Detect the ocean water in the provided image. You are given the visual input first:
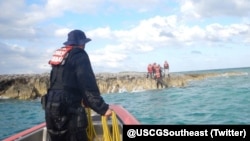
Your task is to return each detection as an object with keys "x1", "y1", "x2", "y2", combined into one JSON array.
[{"x1": 1, "y1": 67, "x2": 250, "y2": 139}]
